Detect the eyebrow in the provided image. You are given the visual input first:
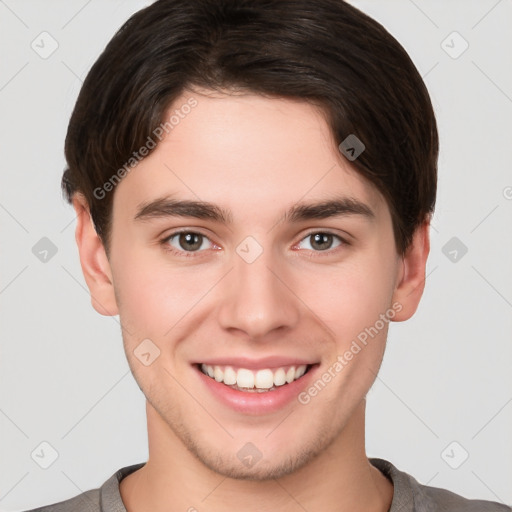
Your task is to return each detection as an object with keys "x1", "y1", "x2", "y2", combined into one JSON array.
[{"x1": 134, "y1": 194, "x2": 375, "y2": 225}]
